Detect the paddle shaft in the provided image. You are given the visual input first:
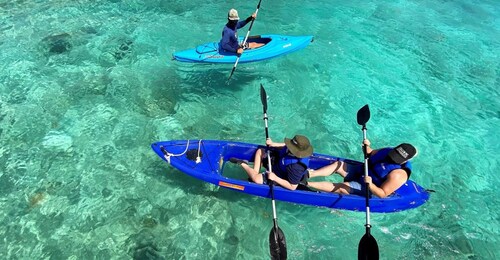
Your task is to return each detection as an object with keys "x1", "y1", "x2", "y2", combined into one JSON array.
[
  {"x1": 240, "y1": 0, "x2": 261, "y2": 54},
  {"x1": 357, "y1": 104, "x2": 379, "y2": 260},
  {"x1": 260, "y1": 84, "x2": 285, "y2": 260},
  {"x1": 262, "y1": 93, "x2": 279, "y2": 225},
  {"x1": 227, "y1": 0, "x2": 263, "y2": 82},
  {"x1": 263, "y1": 110, "x2": 278, "y2": 223},
  {"x1": 362, "y1": 126, "x2": 372, "y2": 232}
]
